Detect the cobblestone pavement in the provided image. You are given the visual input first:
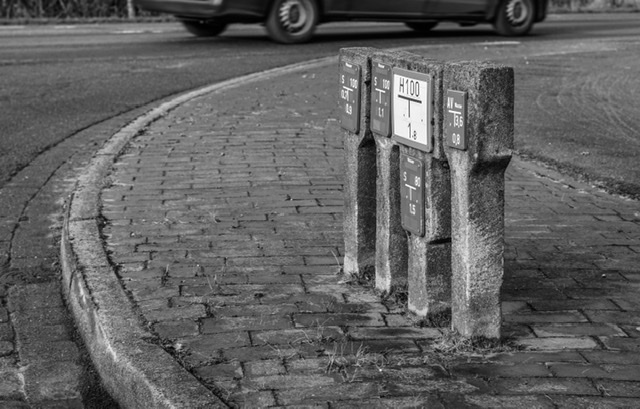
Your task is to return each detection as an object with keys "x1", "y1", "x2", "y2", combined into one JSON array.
[{"x1": 76, "y1": 54, "x2": 640, "y2": 408}]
